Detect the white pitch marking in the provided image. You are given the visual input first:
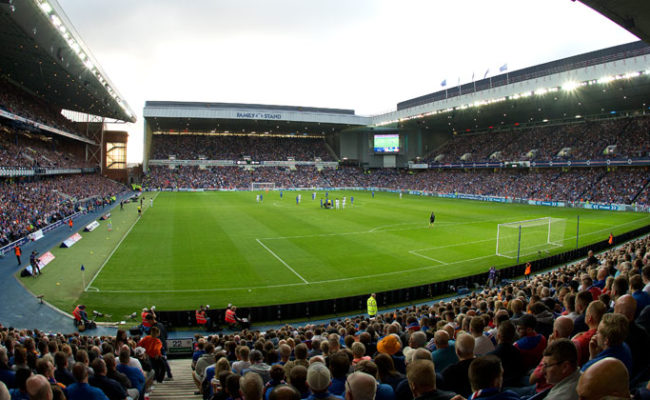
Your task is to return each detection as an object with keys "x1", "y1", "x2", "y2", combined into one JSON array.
[
  {"x1": 408, "y1": 250, "x2": 448, "y2": 264},
  {"x1": 256, "y1": 239, "x2": 309, "y2": 284},
  {"x1": 84, "y1": 192, "x2": 159, "y2": 292}
]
